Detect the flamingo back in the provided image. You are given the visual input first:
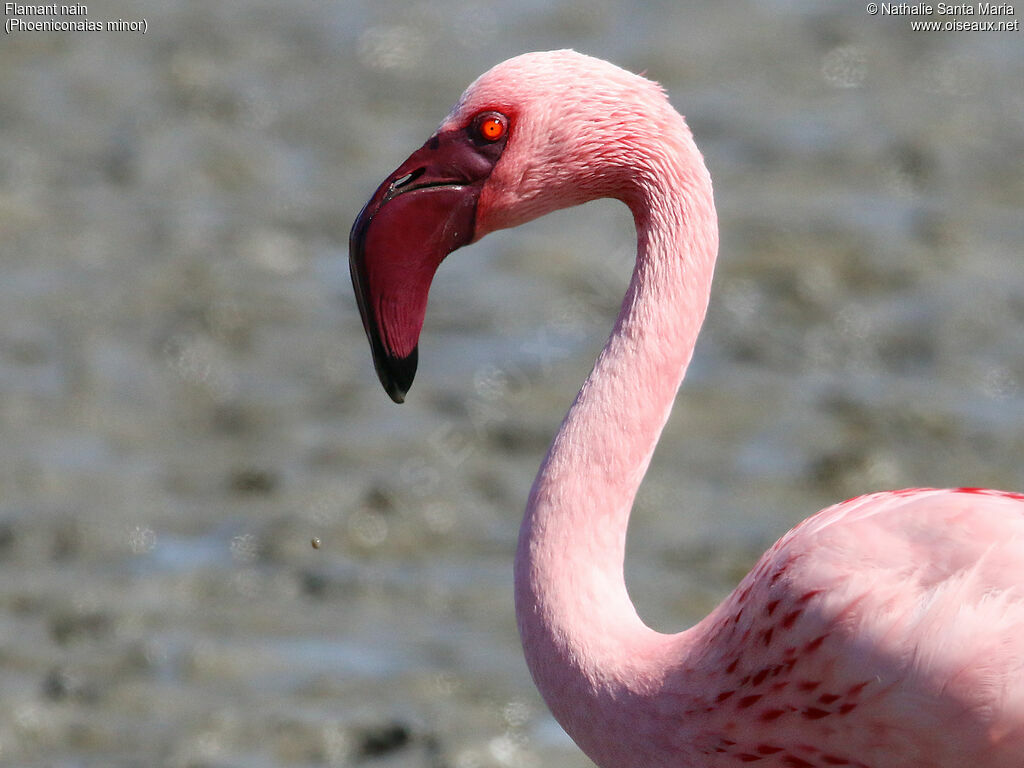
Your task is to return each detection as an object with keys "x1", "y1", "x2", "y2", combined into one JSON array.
[{"x1": 671, "y1": 488, "x2": 1024, "y2": 767}]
